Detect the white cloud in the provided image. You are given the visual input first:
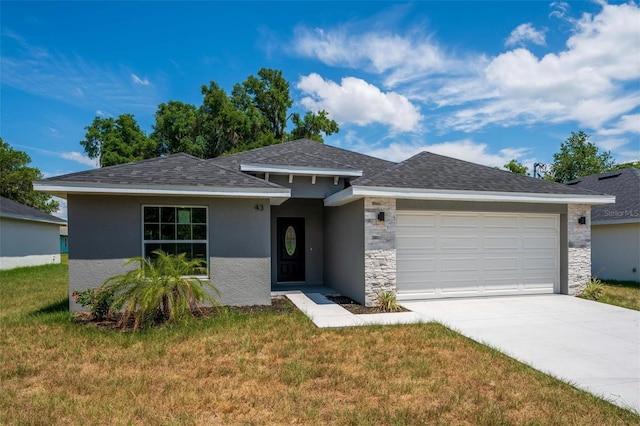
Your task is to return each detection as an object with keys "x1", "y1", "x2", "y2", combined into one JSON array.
[
  {"x1": 0, "y1": 33, "x2": 160, "y2": 112},
  {"x1": 598, "y1": 114, "x2": 640, "y2": 136},
  {"x1": 444, "y1": 1, "x2": 640, "y2": 132},
  {"x1": 505, "y1": 23, "x2": 546, "y2": 47},
  {"x1": 292, "y1": 25, "x2": 480, "y2": 88},
  {"x1": 59, "y1": 151, "x2": 99, "y2": 167},
  {"x1": 46, "y1": 127, "x2": 62, "y2": 138},
  {"x1": 595, "y1": 137, "x2": 630, "y2": 152},
  {"x1": 297, "y1": 73, "x2": 423, "y2": 132},
  {"x1": 293, "y1": 2, "x2": 639, "y2": 137},
  {"x1": 131, "y1": 73, "x2": 150, "y2": 86},
  {"x1": 52, "y1": 196, "x2": 67, "y2": 221}
]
